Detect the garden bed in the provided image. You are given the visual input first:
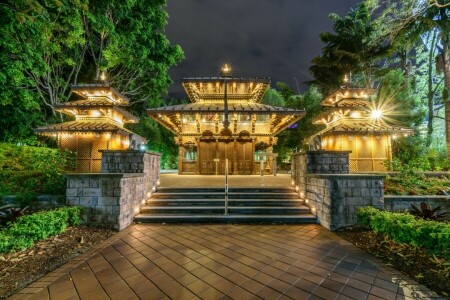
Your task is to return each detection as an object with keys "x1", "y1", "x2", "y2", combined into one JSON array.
[
  {"x1": 384, "y1": 174, "x2": 450, "y2": 195},
  {"x1": 337, "y1": 225, "x2": 449, "y2": 297},
  {"x1": 0, "y1": 225, "x2": 114, "y2": 298}
]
